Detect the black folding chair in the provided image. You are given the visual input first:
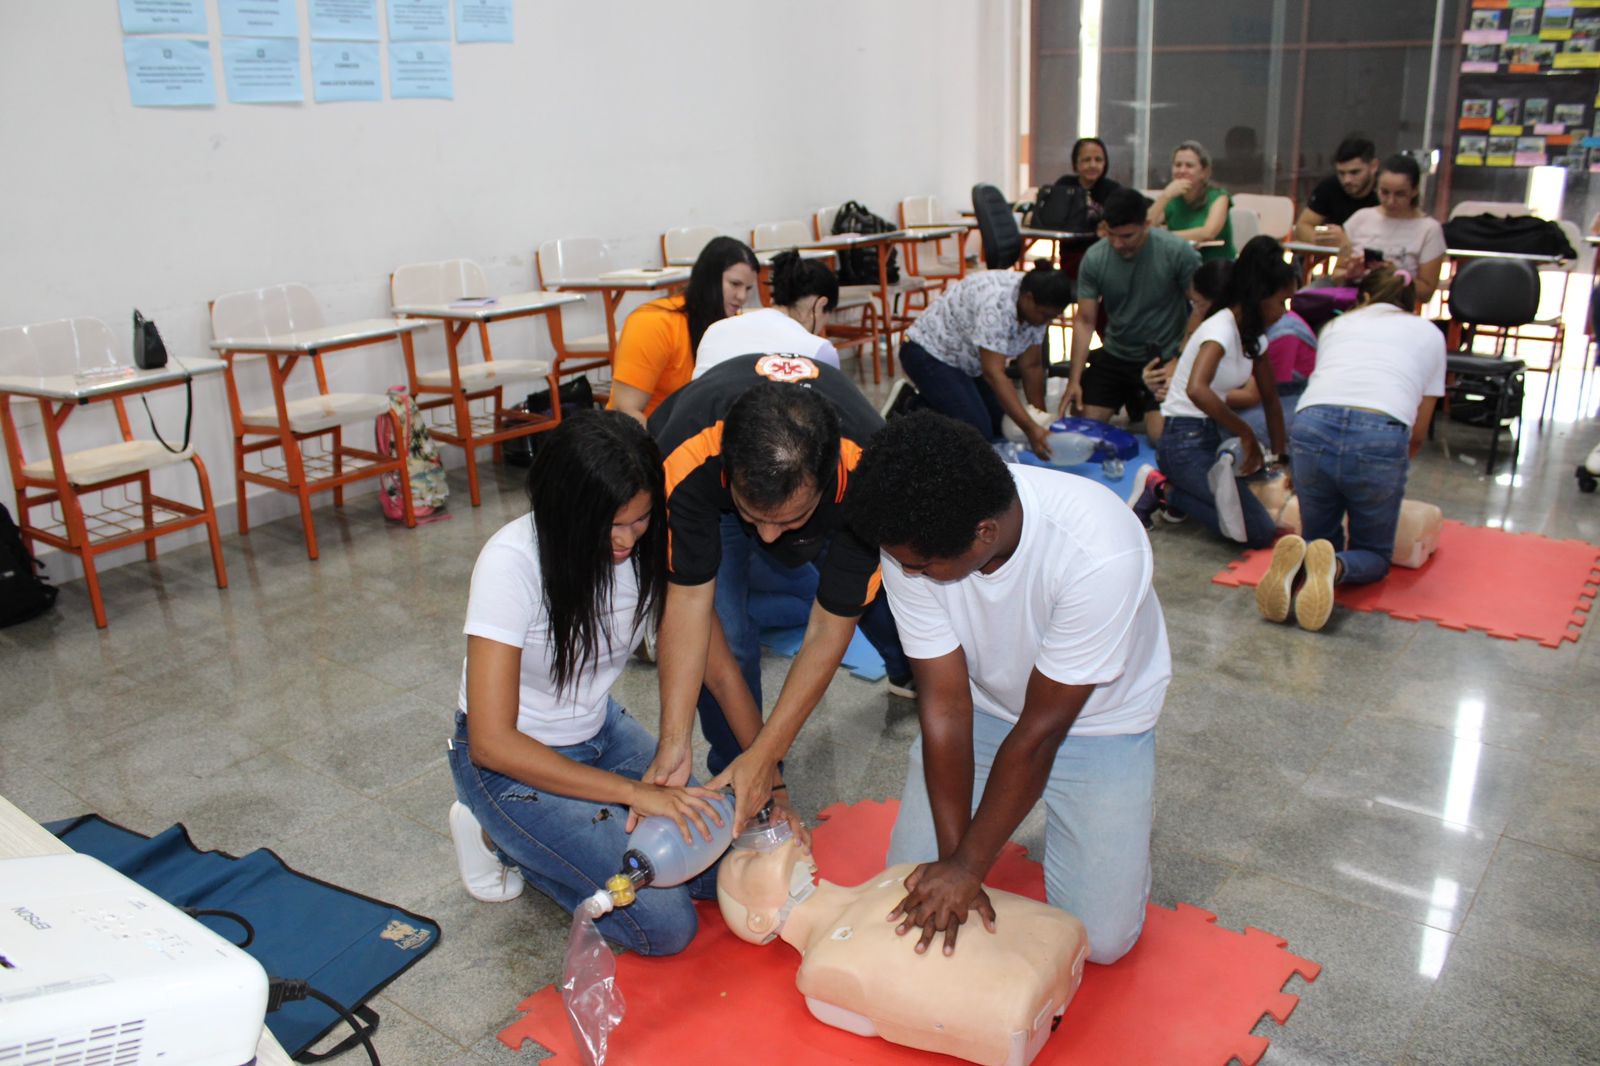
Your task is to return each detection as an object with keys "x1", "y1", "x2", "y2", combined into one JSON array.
[{"x1": 1445, "y1": 257, "x2": 1537, "y2": 474}]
